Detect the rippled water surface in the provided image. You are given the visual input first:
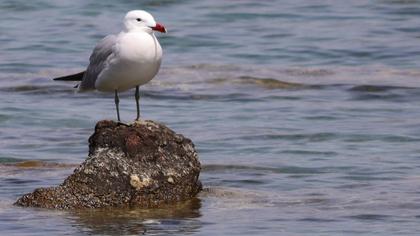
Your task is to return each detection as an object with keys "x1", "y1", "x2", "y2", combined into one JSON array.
[{"x1": 2, "y1": 0, "x2": 420, "y2": 235}]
